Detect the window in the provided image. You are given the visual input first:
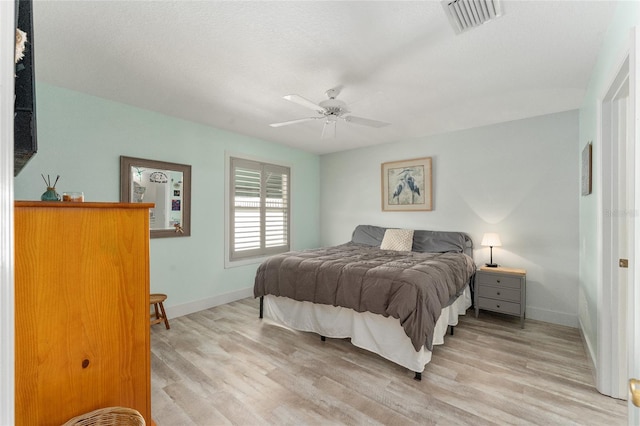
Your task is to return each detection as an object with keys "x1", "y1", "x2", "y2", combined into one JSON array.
[{"x1": 230, "y1": 157, "x2": 290, "y2": 261}]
